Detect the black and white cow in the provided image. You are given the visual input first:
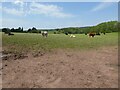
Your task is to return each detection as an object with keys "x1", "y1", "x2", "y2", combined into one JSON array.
[{"x1": 41, "y1": 31, "x2": 48, "y2": 37}]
